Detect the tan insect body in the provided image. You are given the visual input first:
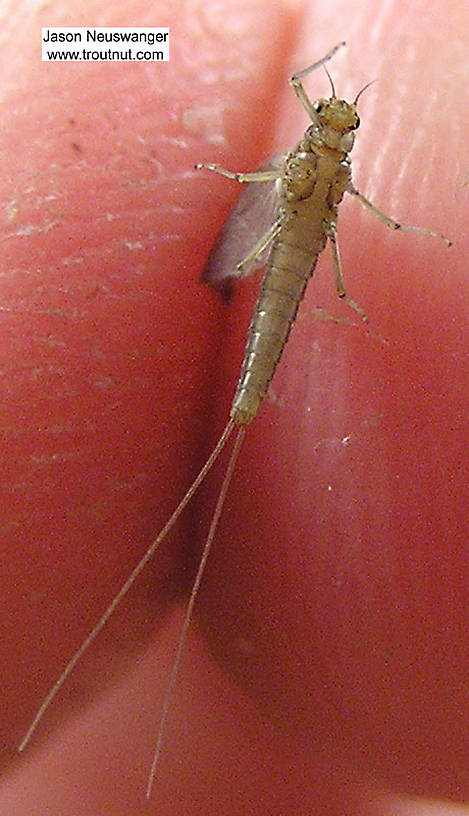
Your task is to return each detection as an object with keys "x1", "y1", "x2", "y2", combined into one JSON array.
[{"x1": 232, "y1": 101, "x2": 359, "y2": 424}]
